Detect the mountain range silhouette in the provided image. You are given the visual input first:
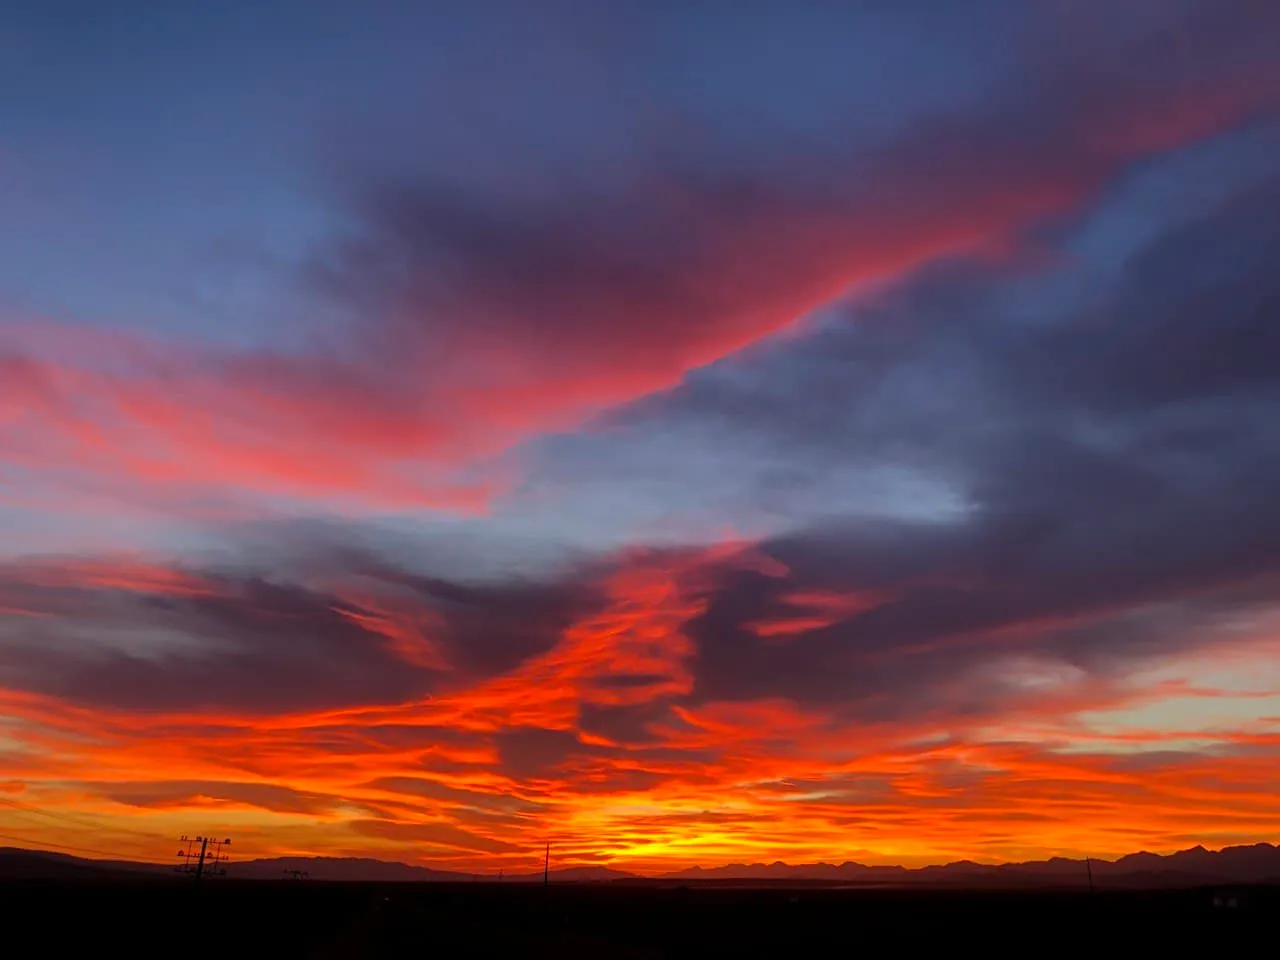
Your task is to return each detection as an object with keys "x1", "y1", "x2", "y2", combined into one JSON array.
[{"x1": 3, "y1": 842, "x2": 1277, "y2": 888}]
